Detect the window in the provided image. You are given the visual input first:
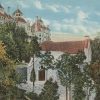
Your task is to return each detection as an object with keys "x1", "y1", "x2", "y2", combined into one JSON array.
[{"x1": 38, "y1": 66, "x2": 45, "y2": 81}]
